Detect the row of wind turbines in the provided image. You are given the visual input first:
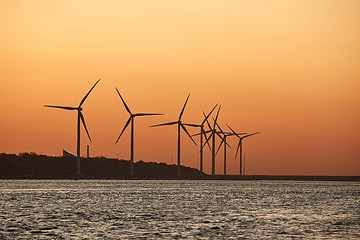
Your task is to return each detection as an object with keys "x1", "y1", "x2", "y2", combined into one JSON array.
[{"x1": 45, "y1": 80, "x2": 260, "y2": 177}]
